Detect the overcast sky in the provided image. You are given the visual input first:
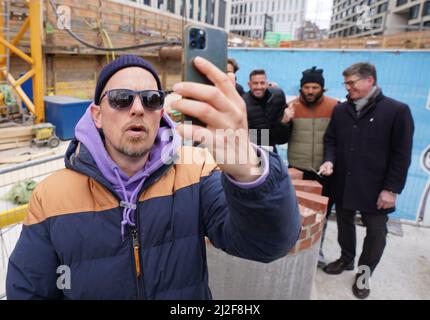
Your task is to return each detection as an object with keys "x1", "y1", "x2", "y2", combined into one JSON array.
[{"x1": 305, "y1": 0, "x2": 334, "y2": 30}]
